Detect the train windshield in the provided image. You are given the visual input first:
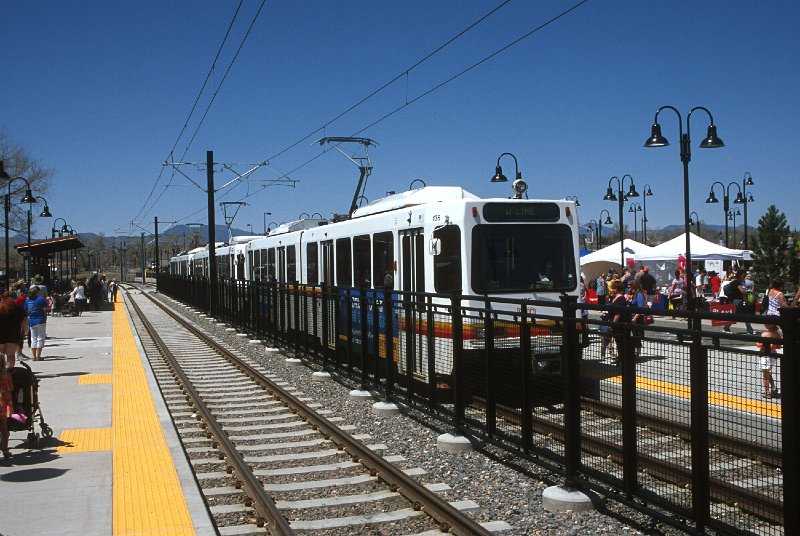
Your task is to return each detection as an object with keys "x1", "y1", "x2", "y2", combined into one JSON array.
[{"x1": 471, "y1": 224, "x2": 577, "y2": 293}]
